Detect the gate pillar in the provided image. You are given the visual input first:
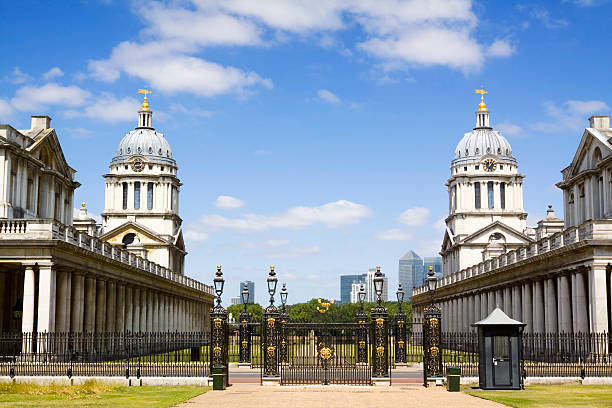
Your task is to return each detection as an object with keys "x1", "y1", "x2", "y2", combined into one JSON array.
[
  {"x1": 211, "y1": 266, "x2": 228, "y2": 377},
  {"x1": 356, "y1": 292, "x2": 369, "y2": 364},
  {"x1": 394, "y1": 284, "x2": 407, "y2": 364},
  {"x1": 239, "y1": 283, "x2": 251, "y2": 364},
  {"x1": 370, "y1": 266, "x2": 389, "y2": 378},
  {"x1": 263, "y1": 266, "x2": 280, "y2": 377},
  {"x1": 279, "y1": 284, "x2": 289, "y2": 364},
  {"x1": 423, "y1": 305, "x2": 442, "y2": 385}
]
